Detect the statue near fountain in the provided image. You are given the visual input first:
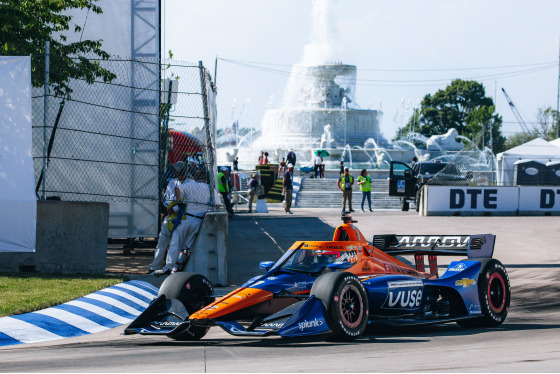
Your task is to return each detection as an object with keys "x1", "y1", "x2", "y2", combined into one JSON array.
[
  {"x1": 426, "y1": 128, "x2": 464, "y2": 151},
  {"x1": 320, "y1": 124, "x2": 335, "y2": 148}
]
